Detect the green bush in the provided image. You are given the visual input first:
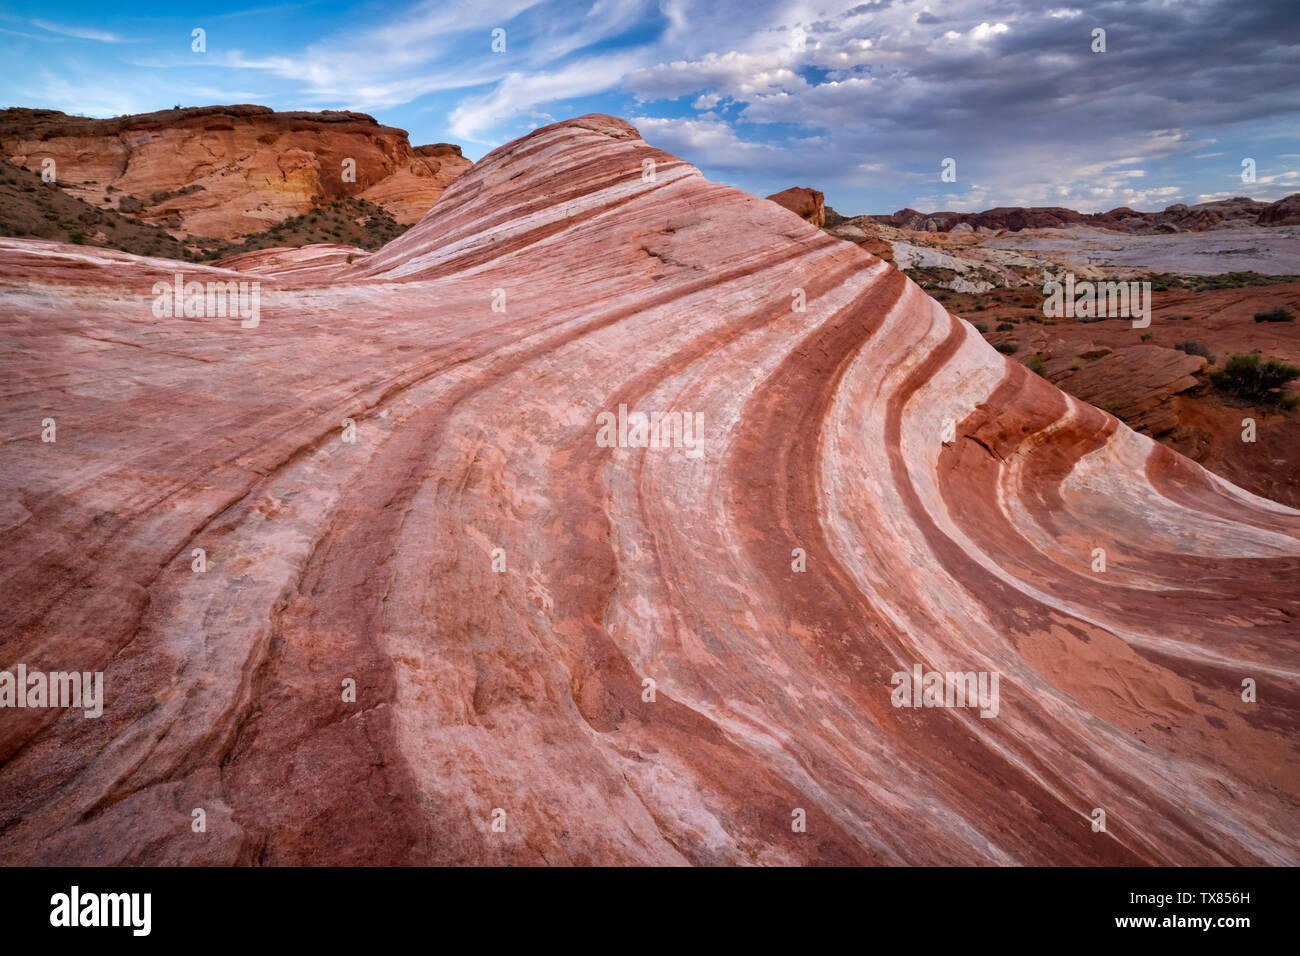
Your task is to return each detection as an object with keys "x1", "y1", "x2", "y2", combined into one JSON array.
[
  {"x1": 1210, "y1": 354, "x2": 1300, "y2": 407},
  {"x1": 994, "y1": 341, "x2": 1019, "y2": 354},
  {"x1": 972, "y1": 322, "x2": 988, "y2": 333},
  {"x1": 1174, "y1": 340, "x2": 1214, "y2": 363},
  {"x1": 1254, "y1": 306, "x2": 1295, "y2": 323},
  {"x1": 996, "y1": 322, "x2": 1014, "y2": 332}
]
